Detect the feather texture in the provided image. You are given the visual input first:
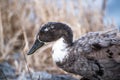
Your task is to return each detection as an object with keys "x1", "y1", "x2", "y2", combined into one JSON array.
[
  {"x1": 56, "y1": 30, "x2": 120, "y2": 80},
  {"x1": 28, "y1": 22, "x2": 120, "y2": 80}
]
